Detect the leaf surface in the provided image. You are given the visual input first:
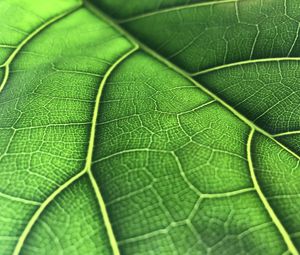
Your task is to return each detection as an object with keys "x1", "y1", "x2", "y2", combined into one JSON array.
[{"x1": 1, "y1": 0, "x2": 300, "y2": 254}]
